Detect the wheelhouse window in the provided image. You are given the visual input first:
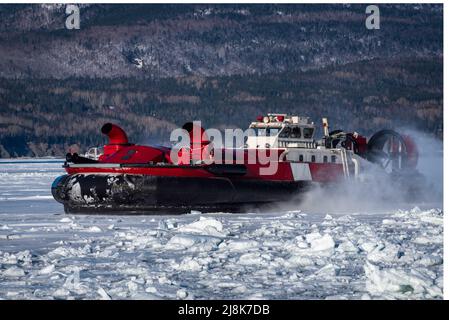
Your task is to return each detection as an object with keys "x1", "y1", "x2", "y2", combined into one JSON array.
[
  {"x1": 311, "y1": 155, "x2": 316, "y2": 163},
  {"x1": 323, "y1": 155, "x2": 328, "y2": 163},
  {"x1": 256, "y1": 128, "x2": 279, "y2": 137},
  {"x1": 280, "y1": 126, "x2": 301, "y2": 138},
  {"x1": 299, "y1": 154, "x2": 304, "y2": 162},
  {"x1": 291, "y1": 127, "x2": 301, "y2": 138},
  {"x1": 279, "y1": 127, "x2": 291, "y2": 138},
  {"x1": 303, "y1": 127, "x2": 314, "y2": 139},
  {"x1": 331, "y1": 155, "x2": 337, "y2": 163}
]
